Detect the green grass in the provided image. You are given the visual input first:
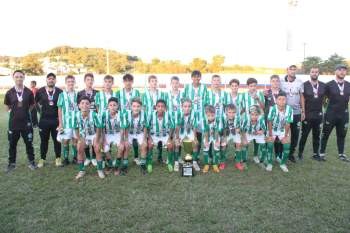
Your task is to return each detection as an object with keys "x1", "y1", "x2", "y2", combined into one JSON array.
[{"x1": 0, "y1": 97, "x2": 350, "y2": 233}]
